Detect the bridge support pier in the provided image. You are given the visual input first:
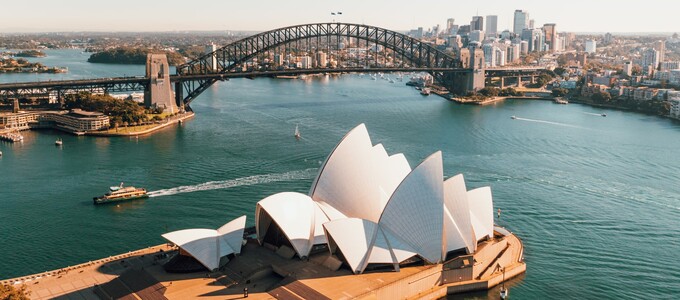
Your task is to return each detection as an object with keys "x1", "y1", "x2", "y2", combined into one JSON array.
[
  {"x1": 517, "y1": 76, "x2": 523, "y2": 88},
  {"x1": 500, "y1": 77, "x2": 505, "y2": 89},
  {"x1": 144, "y1": 54, "x2": 178, "y2": 114}
]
